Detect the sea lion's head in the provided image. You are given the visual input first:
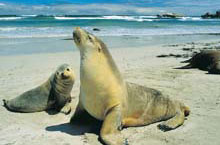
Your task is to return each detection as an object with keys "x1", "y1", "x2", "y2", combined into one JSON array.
[
  {"x1": 208, "y1": 61, "x2": 220, "y2": 74},
  {"x1": 73, "y1": 27, "x2": 103, "y2": 53},
  {"x1": 55, "y1": 64, "x2": 75, "y2": 81}
]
